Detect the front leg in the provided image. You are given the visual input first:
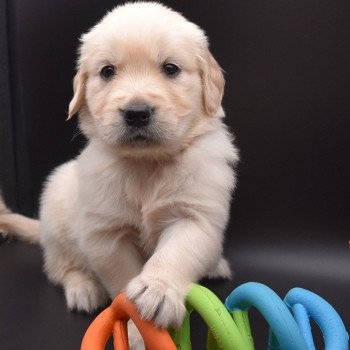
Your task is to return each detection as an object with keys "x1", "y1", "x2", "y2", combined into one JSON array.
[
  {"x1": 82, "y1": 228, "x2": 145, "y2": 298},
  {"x1": 126, "y1": 218, "x2": 225, "y2": 328}
]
